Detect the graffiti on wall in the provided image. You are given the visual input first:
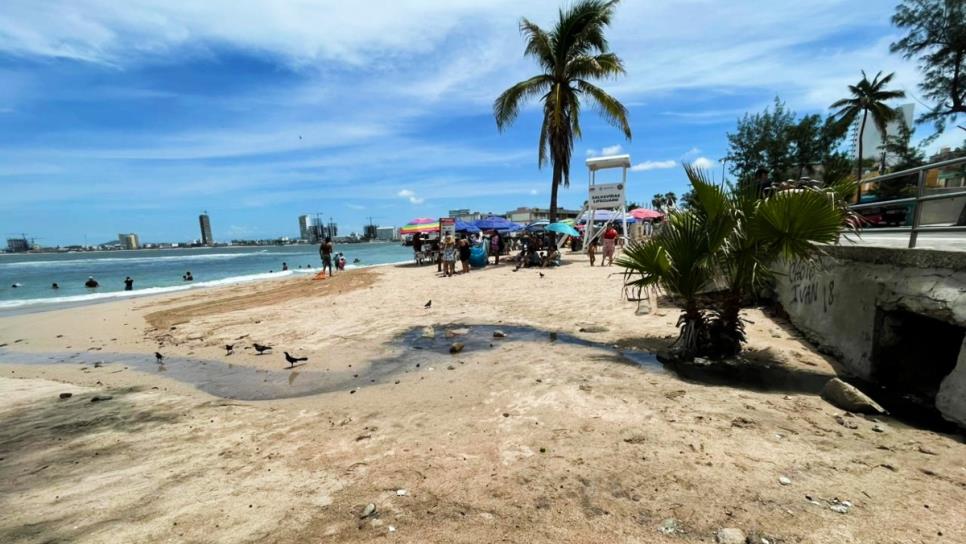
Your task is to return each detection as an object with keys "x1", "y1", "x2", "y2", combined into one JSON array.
[{"x1": 789, "y1": 260, "x2": 834, "y2": 312}]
